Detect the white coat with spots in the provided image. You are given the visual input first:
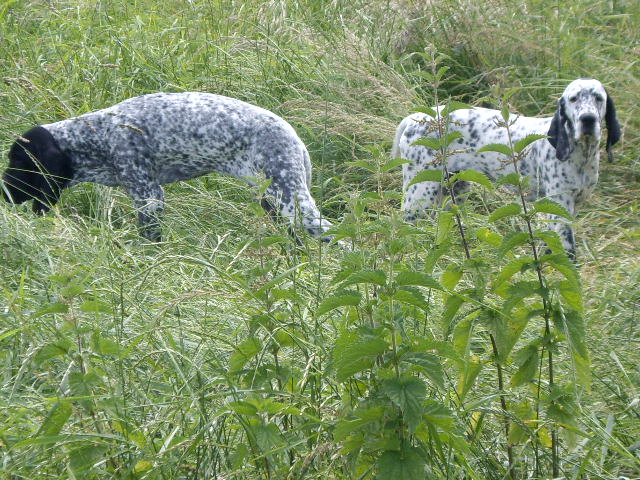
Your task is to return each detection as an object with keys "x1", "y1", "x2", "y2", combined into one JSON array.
[
  {"x1": 2, "y1": 92, "x2": 337, "y2": 243},
  {"x1": 392, "y1": 79, "x2": 621, "y2": 259}
]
